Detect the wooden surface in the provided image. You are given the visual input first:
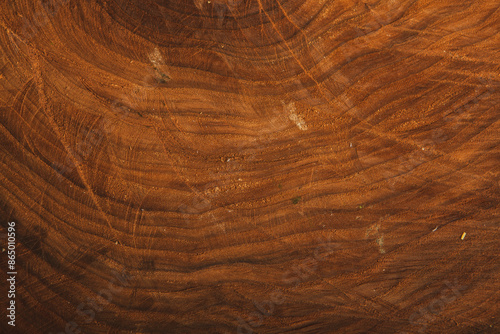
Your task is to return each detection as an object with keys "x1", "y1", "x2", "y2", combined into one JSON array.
[{"x1": 0, "y1": 0, "x2": 499, "y2": 333}]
